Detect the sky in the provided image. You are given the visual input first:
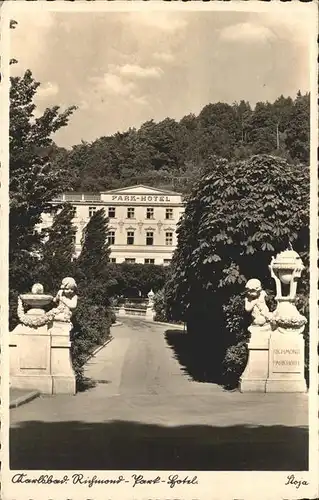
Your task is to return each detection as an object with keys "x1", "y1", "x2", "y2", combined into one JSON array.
[{"x1": 9, "y1": 5, "x2": 313, "y2": 149}]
